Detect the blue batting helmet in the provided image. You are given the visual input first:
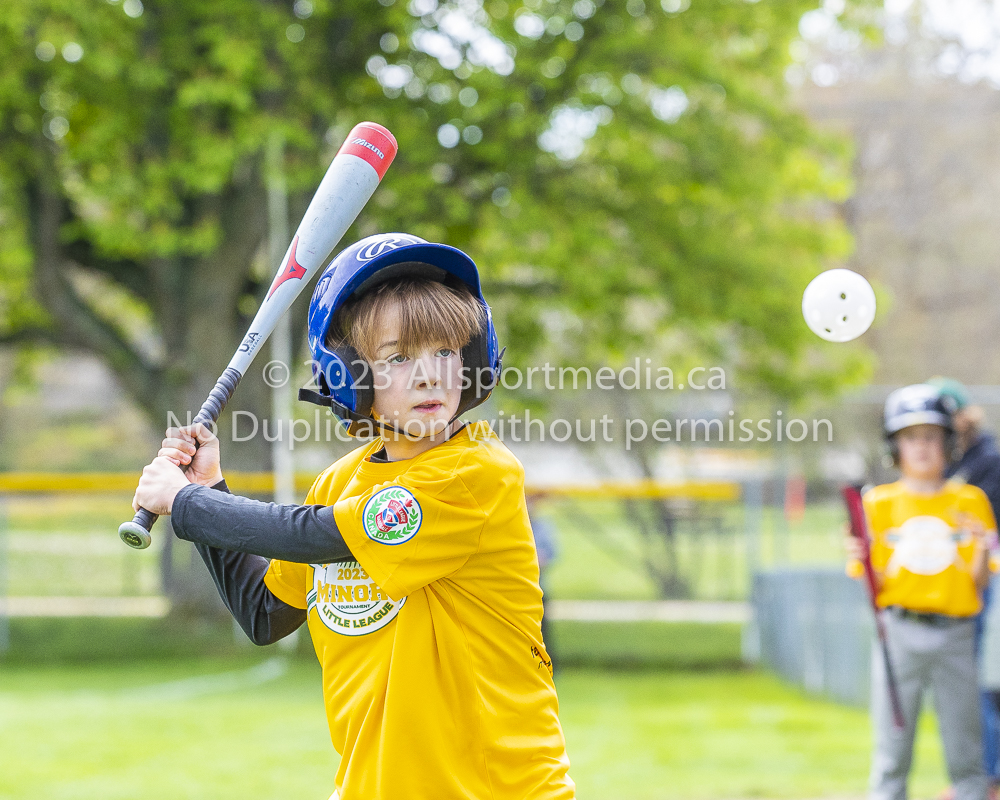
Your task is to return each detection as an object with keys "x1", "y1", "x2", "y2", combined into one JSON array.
[{"x1": 299, "y1": 233, "x2": 502, "y2": 434}]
